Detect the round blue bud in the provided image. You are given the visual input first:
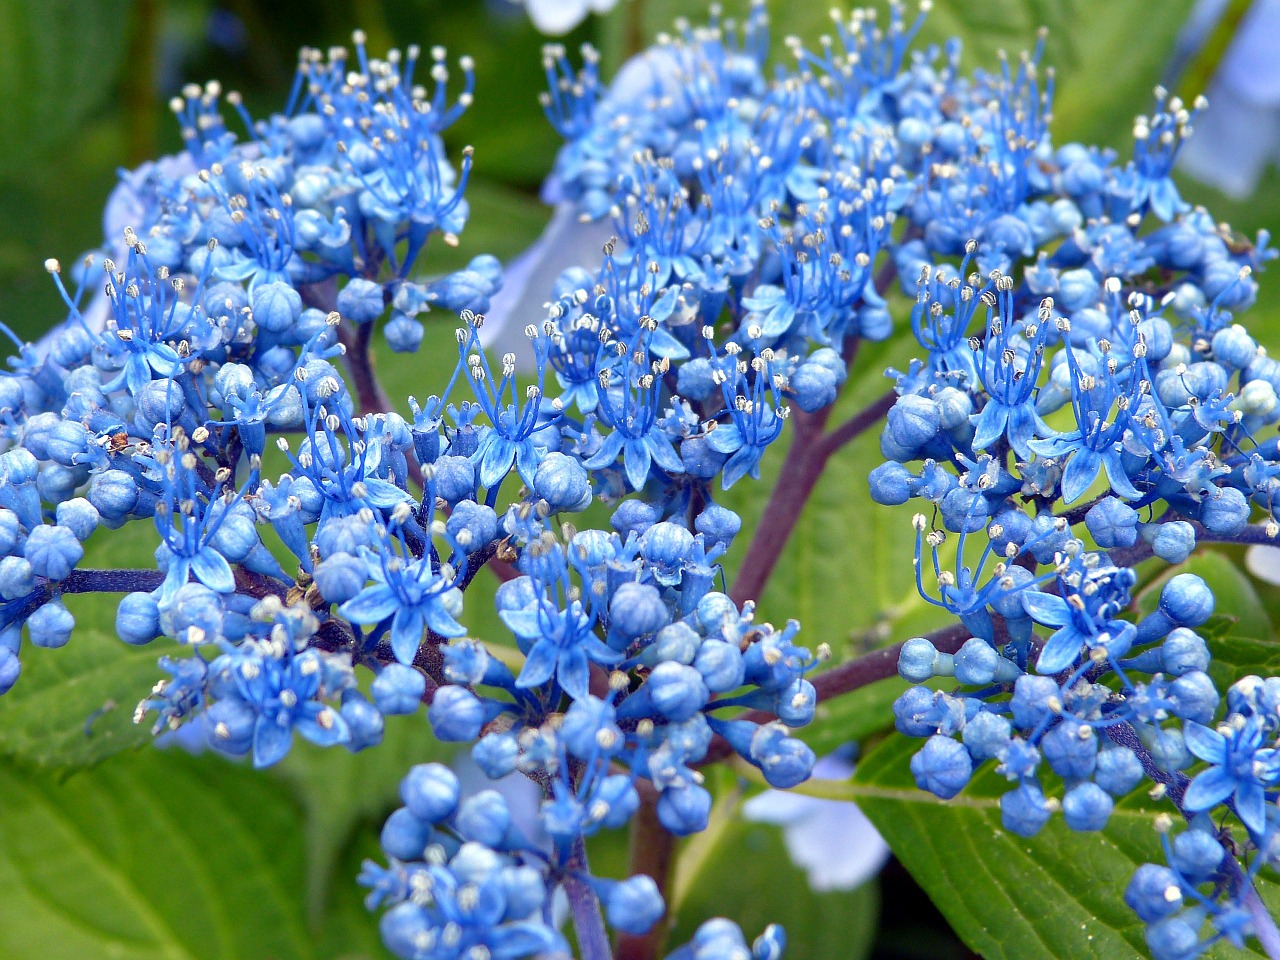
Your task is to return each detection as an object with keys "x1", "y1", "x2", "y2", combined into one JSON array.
[
  {"x1": 427, "y1": 685, "x2": 486, "y2": 741},
  {"x1": 24, "y1": 524, "x2": 83, "y2": 581},
  {"x1": 606, "y1": 876, "x2": 664, "y2": 935},
  {"x1": 934, "y1": 387, "x2": 973, "y2": 431},
  {"x1": 868, "y1": 462, "x2": 915, "y2": 506},
  {"x1": 338, "y1": 278, "x2": 385, "y2": 323},
  {"x1": 910, "y1": 735, "x2": 972, "y2": 799},
  {"x1": 1057, "y1": 268, "x2": 1100, "y2": 313},
  {"x1": 385, "y1": 313, "x2": 424, "y2": 353},
  {"x1": 1150, "y1": 521, "x2": 1196, "y2": 564},
  {"x1": 380, "y1": 903, "x2": 431, "y2": 957},
  {"x1": 431, "y1": 456, "x2": 477, "y2": 503},
  {"x1": 962, "y1": 710, "x2": 1012, "y2": 762},
  {"x1": 533, "y1": 452, "x2": 592, "y2": 512},
  {"x1": 611, "y1": 500, "x2": 660, "y2": 540},
  {"x1": 340, "y1": 693, "x2": 384, "y2": 752},
  {"x1": 400, "y1": 763, "x2": 460, "y2": 823},
  {"x1": 656, "y1": 784, "x2": 712, "y2": 836},
  {"x1": 88, "y1": 469, "x2": 140, "y2": 522},
  {"x1": 694, "y1": 639, "x2": 745, "y2": 693},
  {"x1": 644, "y1": 662, "x2": 710, "y2": 722},
  {"x1": 954, "y1": 637, "x2": 1001, "y2": 686},
  {"x1": 1168, "y1": 671, "x2": 1219, "y2": 724},
  {"x1": 116, "y1": 591, "x2": 160, "y2": 646},
  {"x1": 1061, "y1": 781, "x2": 1113, "y2": 831},
  {"x1": 312, "y1": 552, "x2": 368, "y2": 604},
  {"x1": 1041, "y1": 720, "x2": 1097, "y2": 779},
  {"x1": 372, "y1": 663, "x2": 427, "y2": 715},
  {"x1": 753, "y1": 724, "x2": 816, "y2": 788},
  {"x1": 1001, "y1": 781, "x2": 1052, "y2": 837},
  {"x1": 680, "y1": 436, "x2": 726, "y2": 479},
  {"x1": 168, "y1": 582, "x2": 225, "y2": 643},
  {"x1": 1169, "y1": 828, "x2": 1224, "y2": 883},
  {"x1": 455, "y1": 790, "x2": 511, "y2": 847},
  {"x1": 1125, "y1": 863, "x2": 1182, "y2": 923},
  {"x1": 380, "y1": 807, "x2": 433, "y2": 861},
  {"x1": 610, "y1": 582, "x2": 669, "y2": 640},
  {"x1": 1214, "y1": 324, "x2": 1258, "y2": 369},
  {"x1": 0, "y1": 556, "x2": 36, "y2": 600},
  {"x1": 893, "y1": 686, "x2": 941, "y2": 737},
  {"x1": 1160, "y1": 628, "x2": 1209, "y2": 676},
  {"x1": 649, "y1": 621, "x2": 700, "y2": 665},
  {"x1": 886, "y1": 394, "x2": 939, "y2": 450},
  {"x1": 45, "y1": 420, "x2": 89, "y2": 467},
  {"x1": 55, "y1": 498, "x2": 100, "y2": 541},
  {"x1": 694, "y1": 592, "x2": 736, "y2": 635},
  {"x1": 899, "y1": 637, "x2": 940, "y2": 683},
  {"x1": 472, "y1": 731, "x2": 519, "y2": 779},
  {"x1": 205, "y1": 698, "x2": 255, "y2": 756},
  {"x1": 1144, "y1": 916, "x2": 1199, "y2": 960},
  {"x1": 0, "y1": 508, "x2": 22, "y2": 555},
  {"x1": 446, "y1": 499, "x2": 499, "y2": 553},
  {"x1": 1085, "y1": 497, "x2": 1139, "y2": 549},
  {"x1": 694, "y1": 503, "x2": 741, "y2": 550},
  {"x1": 677, "y1": 357, "x2": 718, "y2": 402},
  {"x1": 1199, "y1": 486, "x2": 1250, "y2": 536},
  {"x1": 1094, "y1": 745, "x2": 1144, "y2": 796},
  {"x1": 1010, "y1": 675, "x2": 1060, "y2": 729},
  {"x1": 251, "y1": 282, "x2": 302, "y2": 334},
  {"x1": 28, "y1": 599, "x2": 74, "y2": 649},
  {"x1": 790, "y1": 361, "x2": 839, "y2": 413},
  {"x1": 0, "y1": 647, "x2": 18, "y2": 695},
  {"x1": 1159, "y1": 574, "x2": 1214, "y2": 627}
]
